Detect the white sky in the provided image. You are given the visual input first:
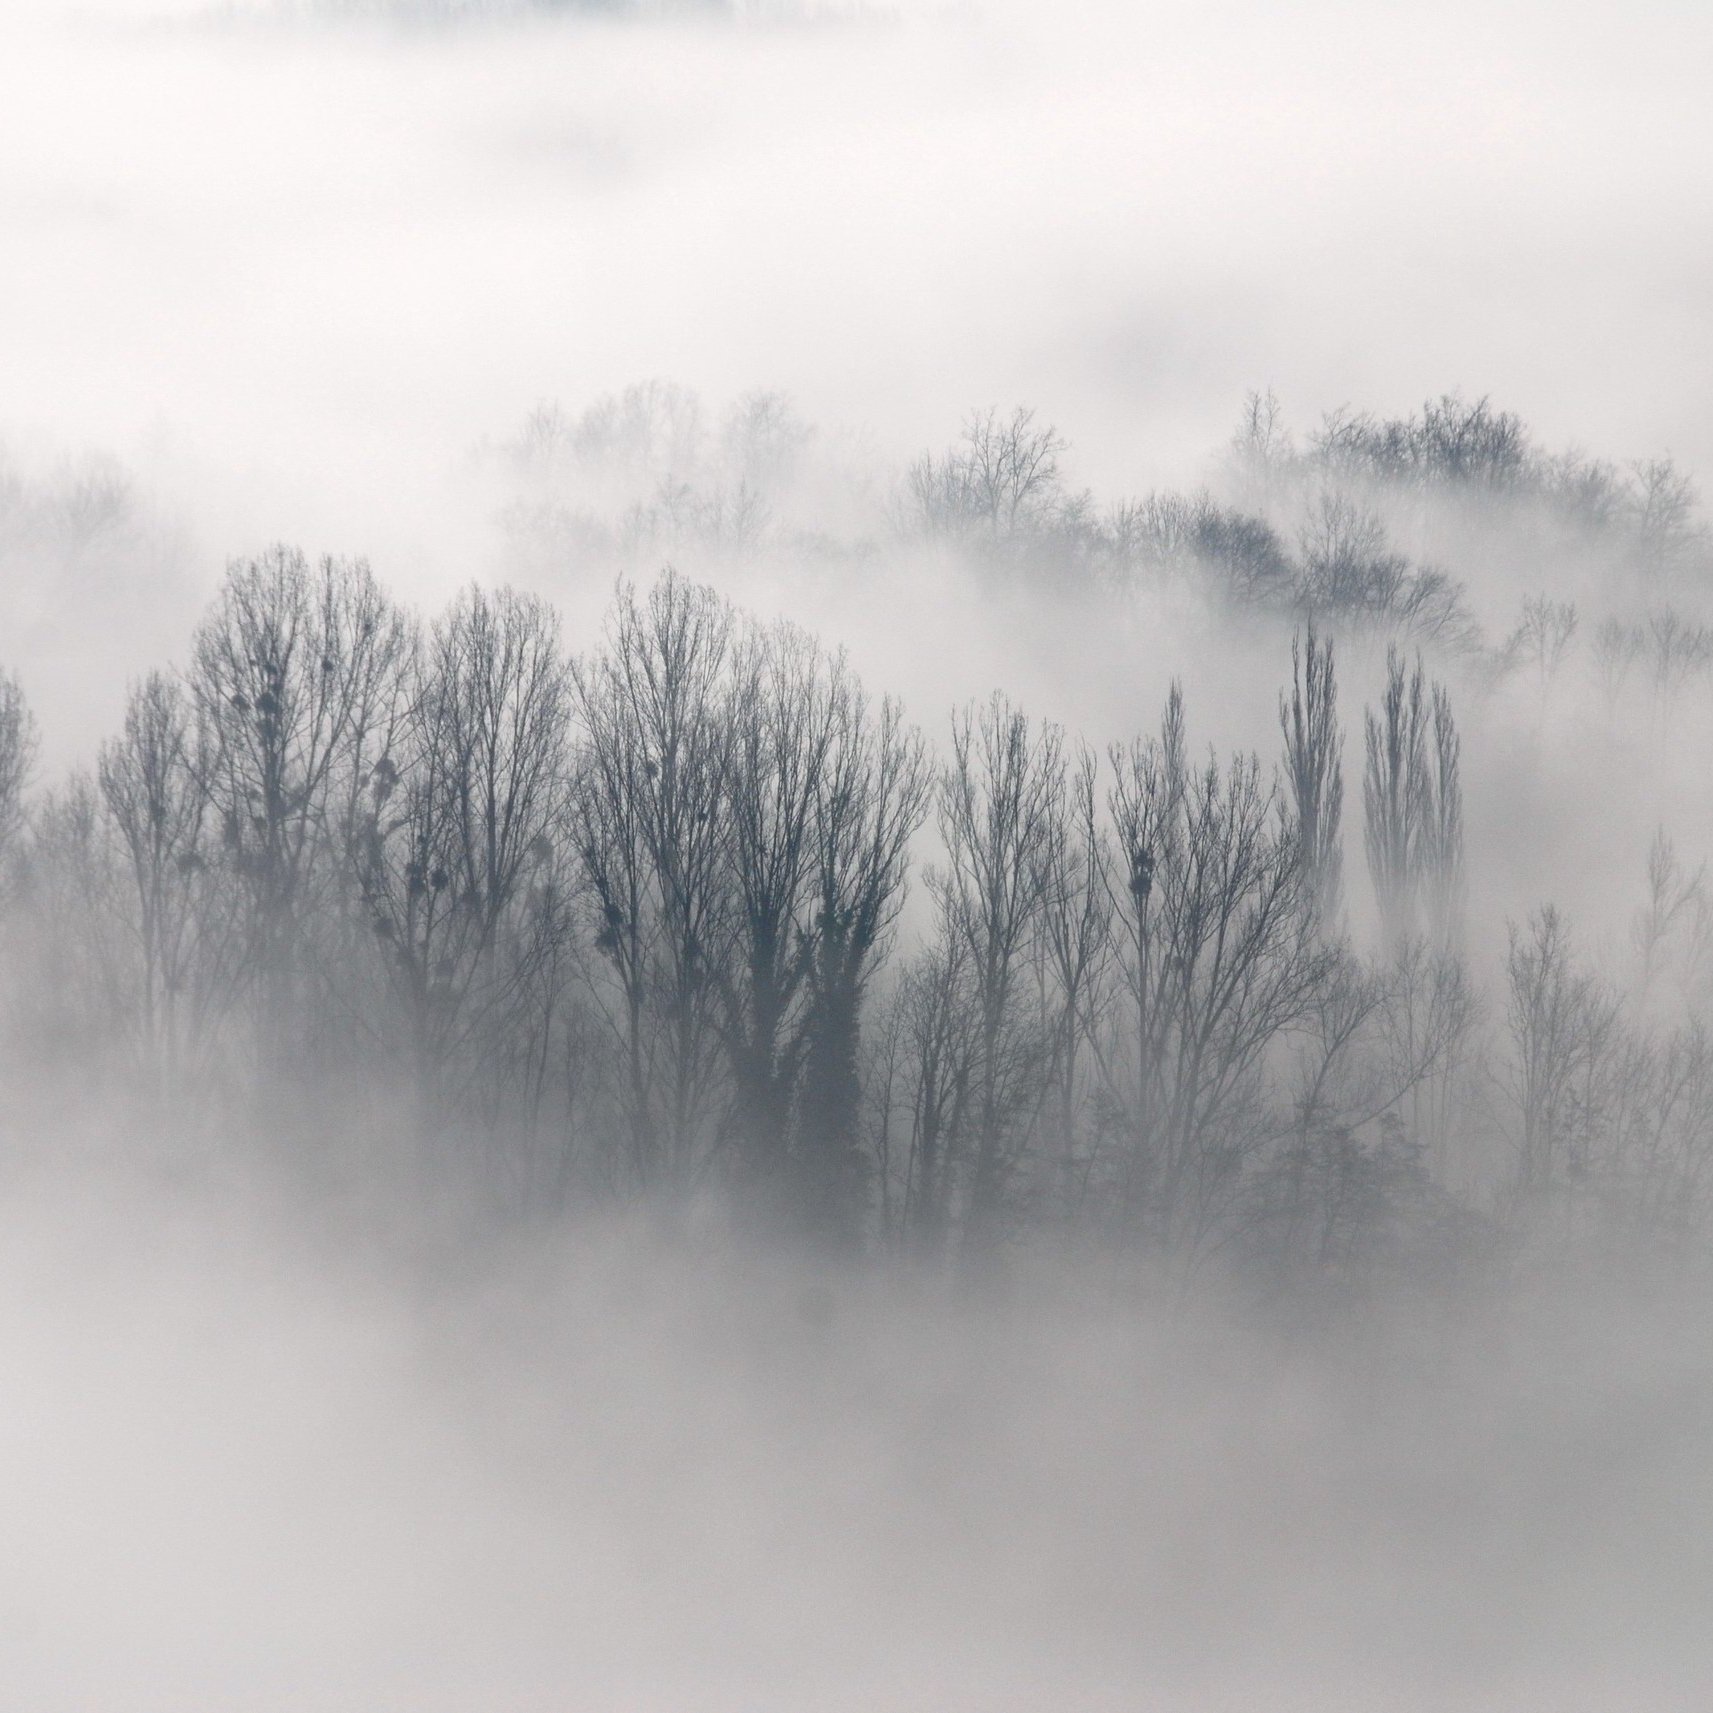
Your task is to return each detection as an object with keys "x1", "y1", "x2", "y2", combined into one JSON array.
[{"x1": 1, "y1": 0, "x2": 1708, "y2": 557}]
